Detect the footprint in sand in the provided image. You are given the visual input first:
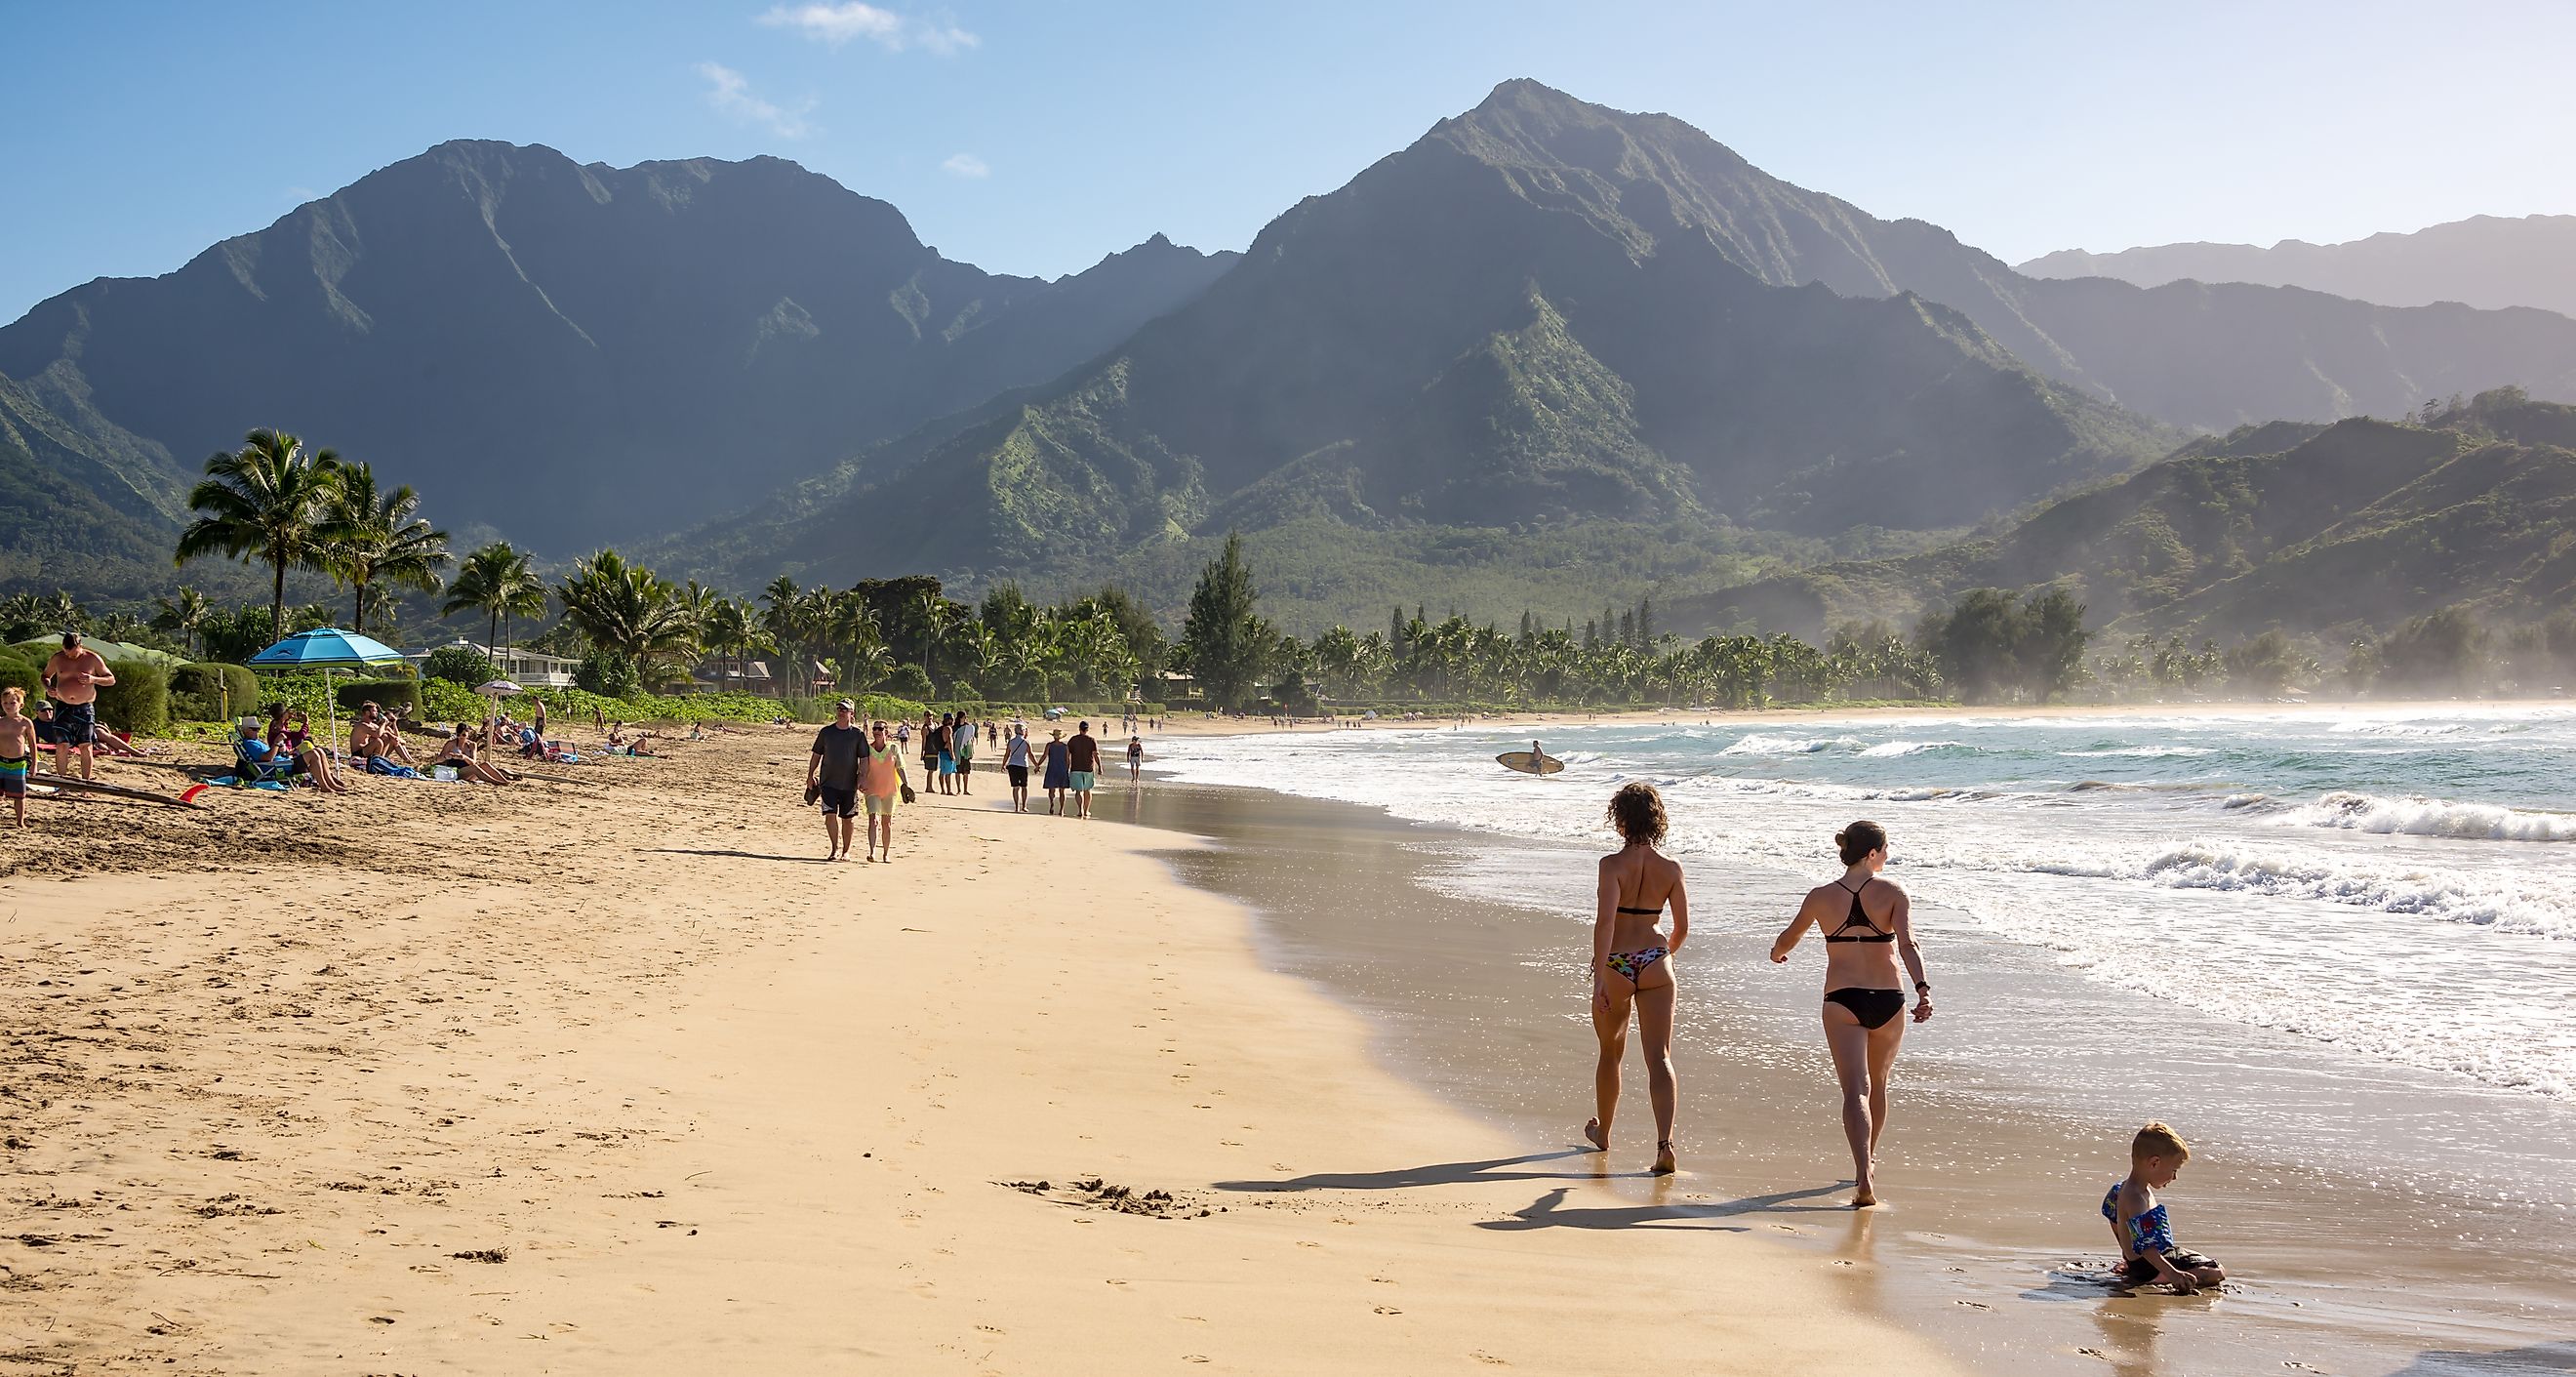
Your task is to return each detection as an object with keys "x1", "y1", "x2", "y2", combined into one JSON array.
[{"x1": 1373, "y1": 1306, "x2": 1402, "y2": 1316}]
